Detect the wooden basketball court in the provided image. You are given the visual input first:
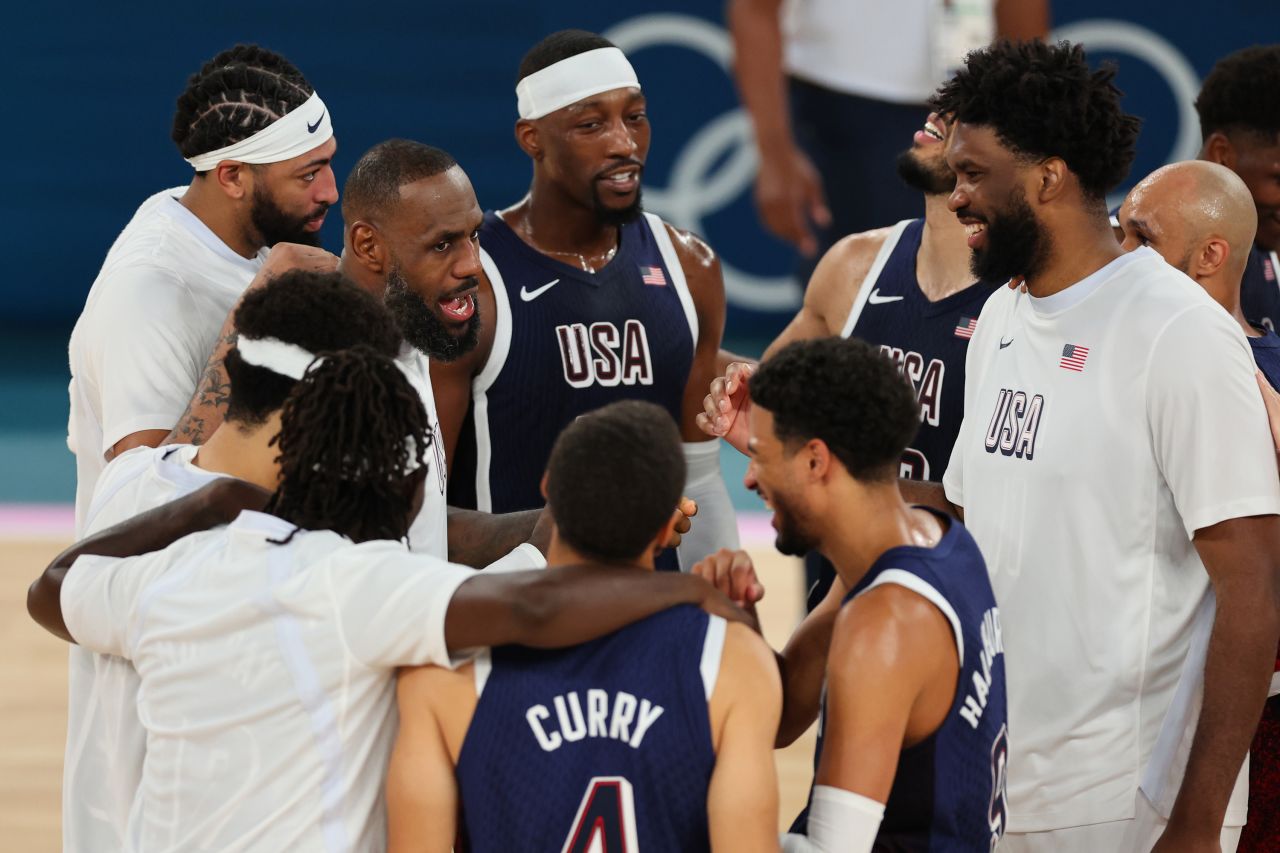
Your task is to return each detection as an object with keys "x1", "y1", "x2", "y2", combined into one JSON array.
[{"x1": 0, "y1": 537, "x2": 816, "y2": 850}]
